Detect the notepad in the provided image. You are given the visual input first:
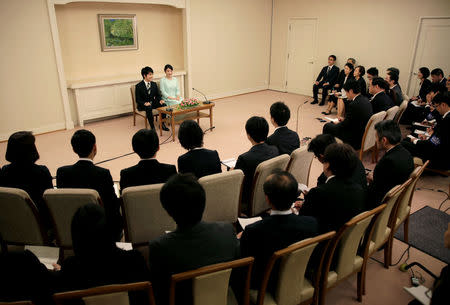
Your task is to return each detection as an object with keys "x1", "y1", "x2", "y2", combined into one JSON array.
[
  {"x1": 238, "y1": 217, "x2": 262, "y2": 230},
  {"x1": 221, "y1": 158, "x2": 237, "y2": 169},
  {"x1": 116, "y1": 242, "x2": 133, "y2": 251},
  {"x1": 25, "y1": 245, "x2": 59, "y2": 270},
  {"x1": 413, "y1": 122, "x2": 429, "y2": 128},
  {"x1": 298, "y1": 183, "x2": 310, "y2": 193},
  {"x1": 403, "y1": 285, "x2": 431, "y2": 305},
  {"x1": 324, "y1": 117, "x2": 339, "y2": 123},
  {"x1": 411, "y1": 100, "x2": 423, "y2": 107}
]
